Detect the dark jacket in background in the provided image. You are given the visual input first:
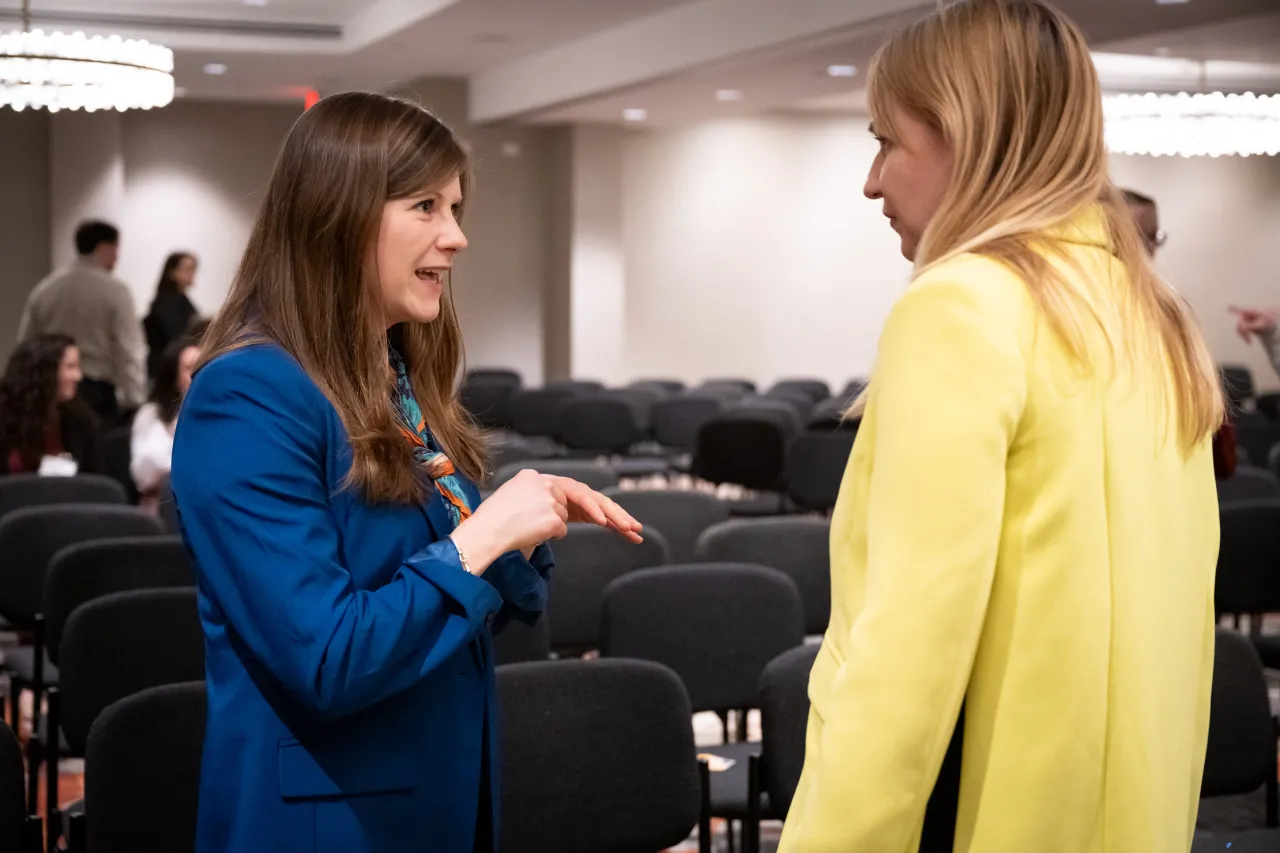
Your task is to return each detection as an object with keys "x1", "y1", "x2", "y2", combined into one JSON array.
[
  {"x1": 0, "y1": 402, "x2": 103, "y2": 475},
  {"x1": 143, "y1": 289, "x2": 198, "y2": 379}
]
